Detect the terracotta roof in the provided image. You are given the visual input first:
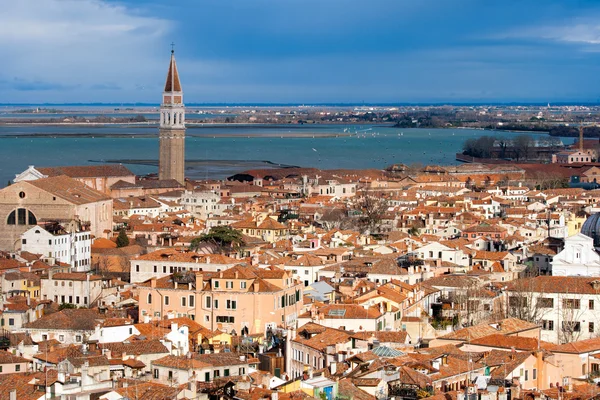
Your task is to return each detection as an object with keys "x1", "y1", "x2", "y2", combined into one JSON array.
[
  {"x1": 350, "y1": 331, "x2": 408, "y2": 343},
  {"x1": 99, "y1": 340, "x2": 169, "y2": 356},
  {"x1": 111, "y1": 381, "x2": 182, "y2": 400},
  {"x1": 437, "y1": 318, "x2": 539, "y2": 341},
  {"x1": 24, "y1": 309, "x2": 105, "y2": 331},
  {"x1": 164, "y1": 52, "x2": 182, "y2": 92},
  {"x1": 483, "y1": 350, "x2": 532, "y2": 379},
  {"x1": 0, "y1": 372, "x2": 56, "y2": 400},
  {"x1": 153, "y1": 352, "x2": 248, "y2": 370},
  {"x1": 293, "y1": 322, "x2": 352, "y2": 351},
  {"x1": 46, "y1": 272, "x2": 102, "y2": 281},
  {"x1": 26, "y1": 175, "x2": 111, "y2": 205},
  {"x1": 134, "y1": 248, "x2": 238, "y2": 264},
  {"x1": 552, "y1": 337, "x2": 600, "y2": 354},
  {"x1": 37, "y1": 164, "x2": 134, "y2": 178},
  {"x1": 505, "y1": 276, "x2": 600, "y2": 295},
  {"x1": 0, "y1": 350, "x2": 30, "y2": 365},
  {"x1": 468, "y1": 334, "x2": 557, "y2": 351}
]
